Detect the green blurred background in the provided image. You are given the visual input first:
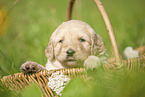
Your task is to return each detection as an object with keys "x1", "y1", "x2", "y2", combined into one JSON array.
[{"x1": 0, "y1": 0, "x2": 145, "y2": 76}]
